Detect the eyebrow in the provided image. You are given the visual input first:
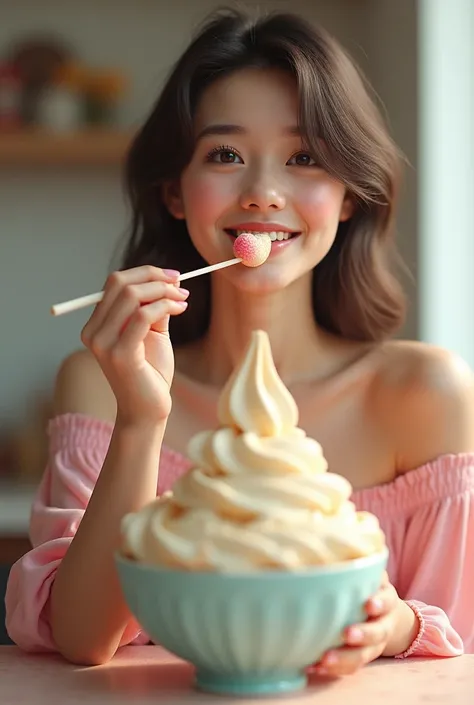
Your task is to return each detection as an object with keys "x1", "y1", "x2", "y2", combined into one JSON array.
[{"x1": 196, "y1": 124, "x2": 301, "y2": 141}]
